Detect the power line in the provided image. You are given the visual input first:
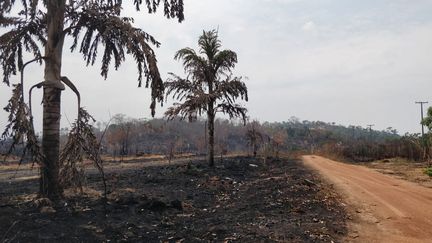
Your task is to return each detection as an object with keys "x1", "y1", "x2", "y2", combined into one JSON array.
[{"x1": 415, "y1": 101, "x2": 428, "y2": 137}]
